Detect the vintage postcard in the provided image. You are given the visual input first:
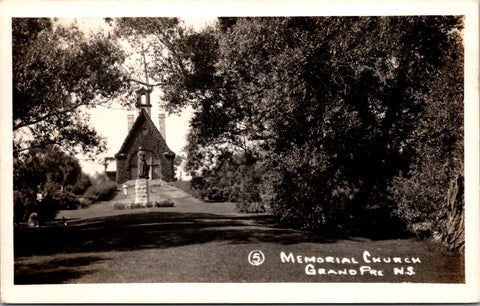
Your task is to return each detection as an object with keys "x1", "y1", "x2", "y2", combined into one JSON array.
[{"x1": 1, "y1": 0, "x2": 479, "y2": 303}]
